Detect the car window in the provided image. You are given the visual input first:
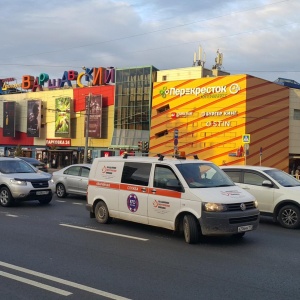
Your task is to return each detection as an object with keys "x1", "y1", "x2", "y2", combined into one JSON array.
[
  {"x1": 154, "y1": 165, "x2": 183, "y2": 192},
  {"x1": 264, "y1": 169, "x2": 300, "y2": 187},
  {"x1": 244, "y1": 172, "x2": 266, "y2": 186},
  {"x1": 81, "y1": 167, "x2": 90, "y2": 178},
  {"x1": 121, "y1": 162, "x2": 151, "y2": 186},
  {"x1": 64, "y1": 166, "x2": 81, "y2": 176},
  {"x1": 223, "y1": 170, "x2": 241, "y2": 183}
]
